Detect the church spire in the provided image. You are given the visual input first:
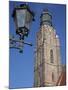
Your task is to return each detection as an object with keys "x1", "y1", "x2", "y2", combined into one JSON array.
[{"x1": 40, "y1": 9, "x2": 52, "y2": 26}]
